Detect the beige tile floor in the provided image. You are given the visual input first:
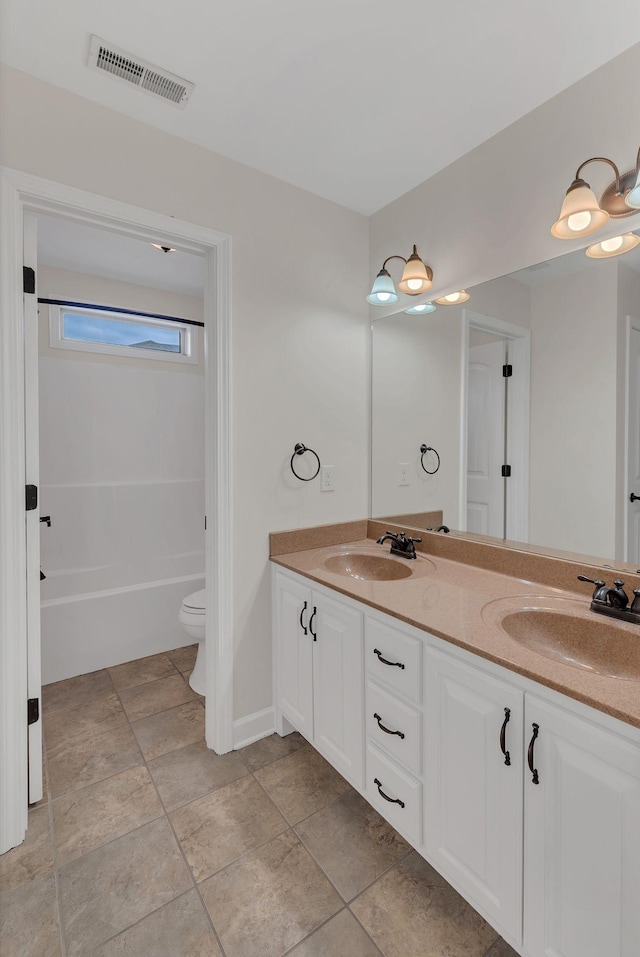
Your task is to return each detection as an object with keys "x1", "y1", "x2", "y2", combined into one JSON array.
[{"x1": 0, "y1": 646, "x2": 520, "y2": 957}]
